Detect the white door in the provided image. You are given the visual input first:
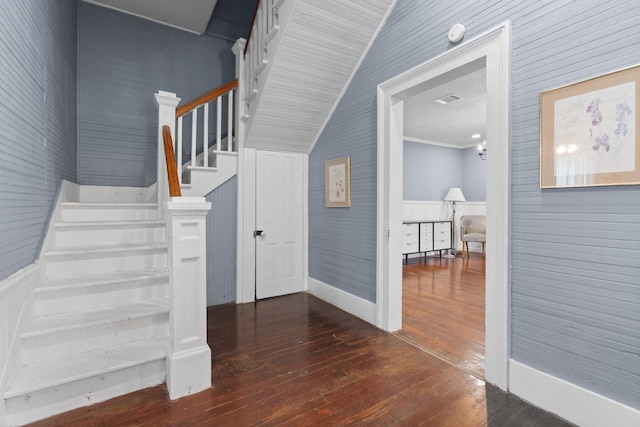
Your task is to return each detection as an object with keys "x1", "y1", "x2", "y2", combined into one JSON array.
[{"x1": 255, "y1": 150, "x2": 304, "y2": 299}]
